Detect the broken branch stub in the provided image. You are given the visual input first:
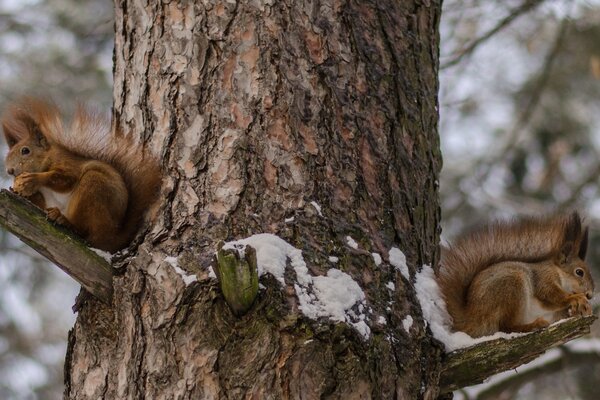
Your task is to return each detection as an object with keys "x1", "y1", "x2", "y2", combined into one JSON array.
[{"x1": 214, "y1": 242, "x2": 259, "y2": 316}]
